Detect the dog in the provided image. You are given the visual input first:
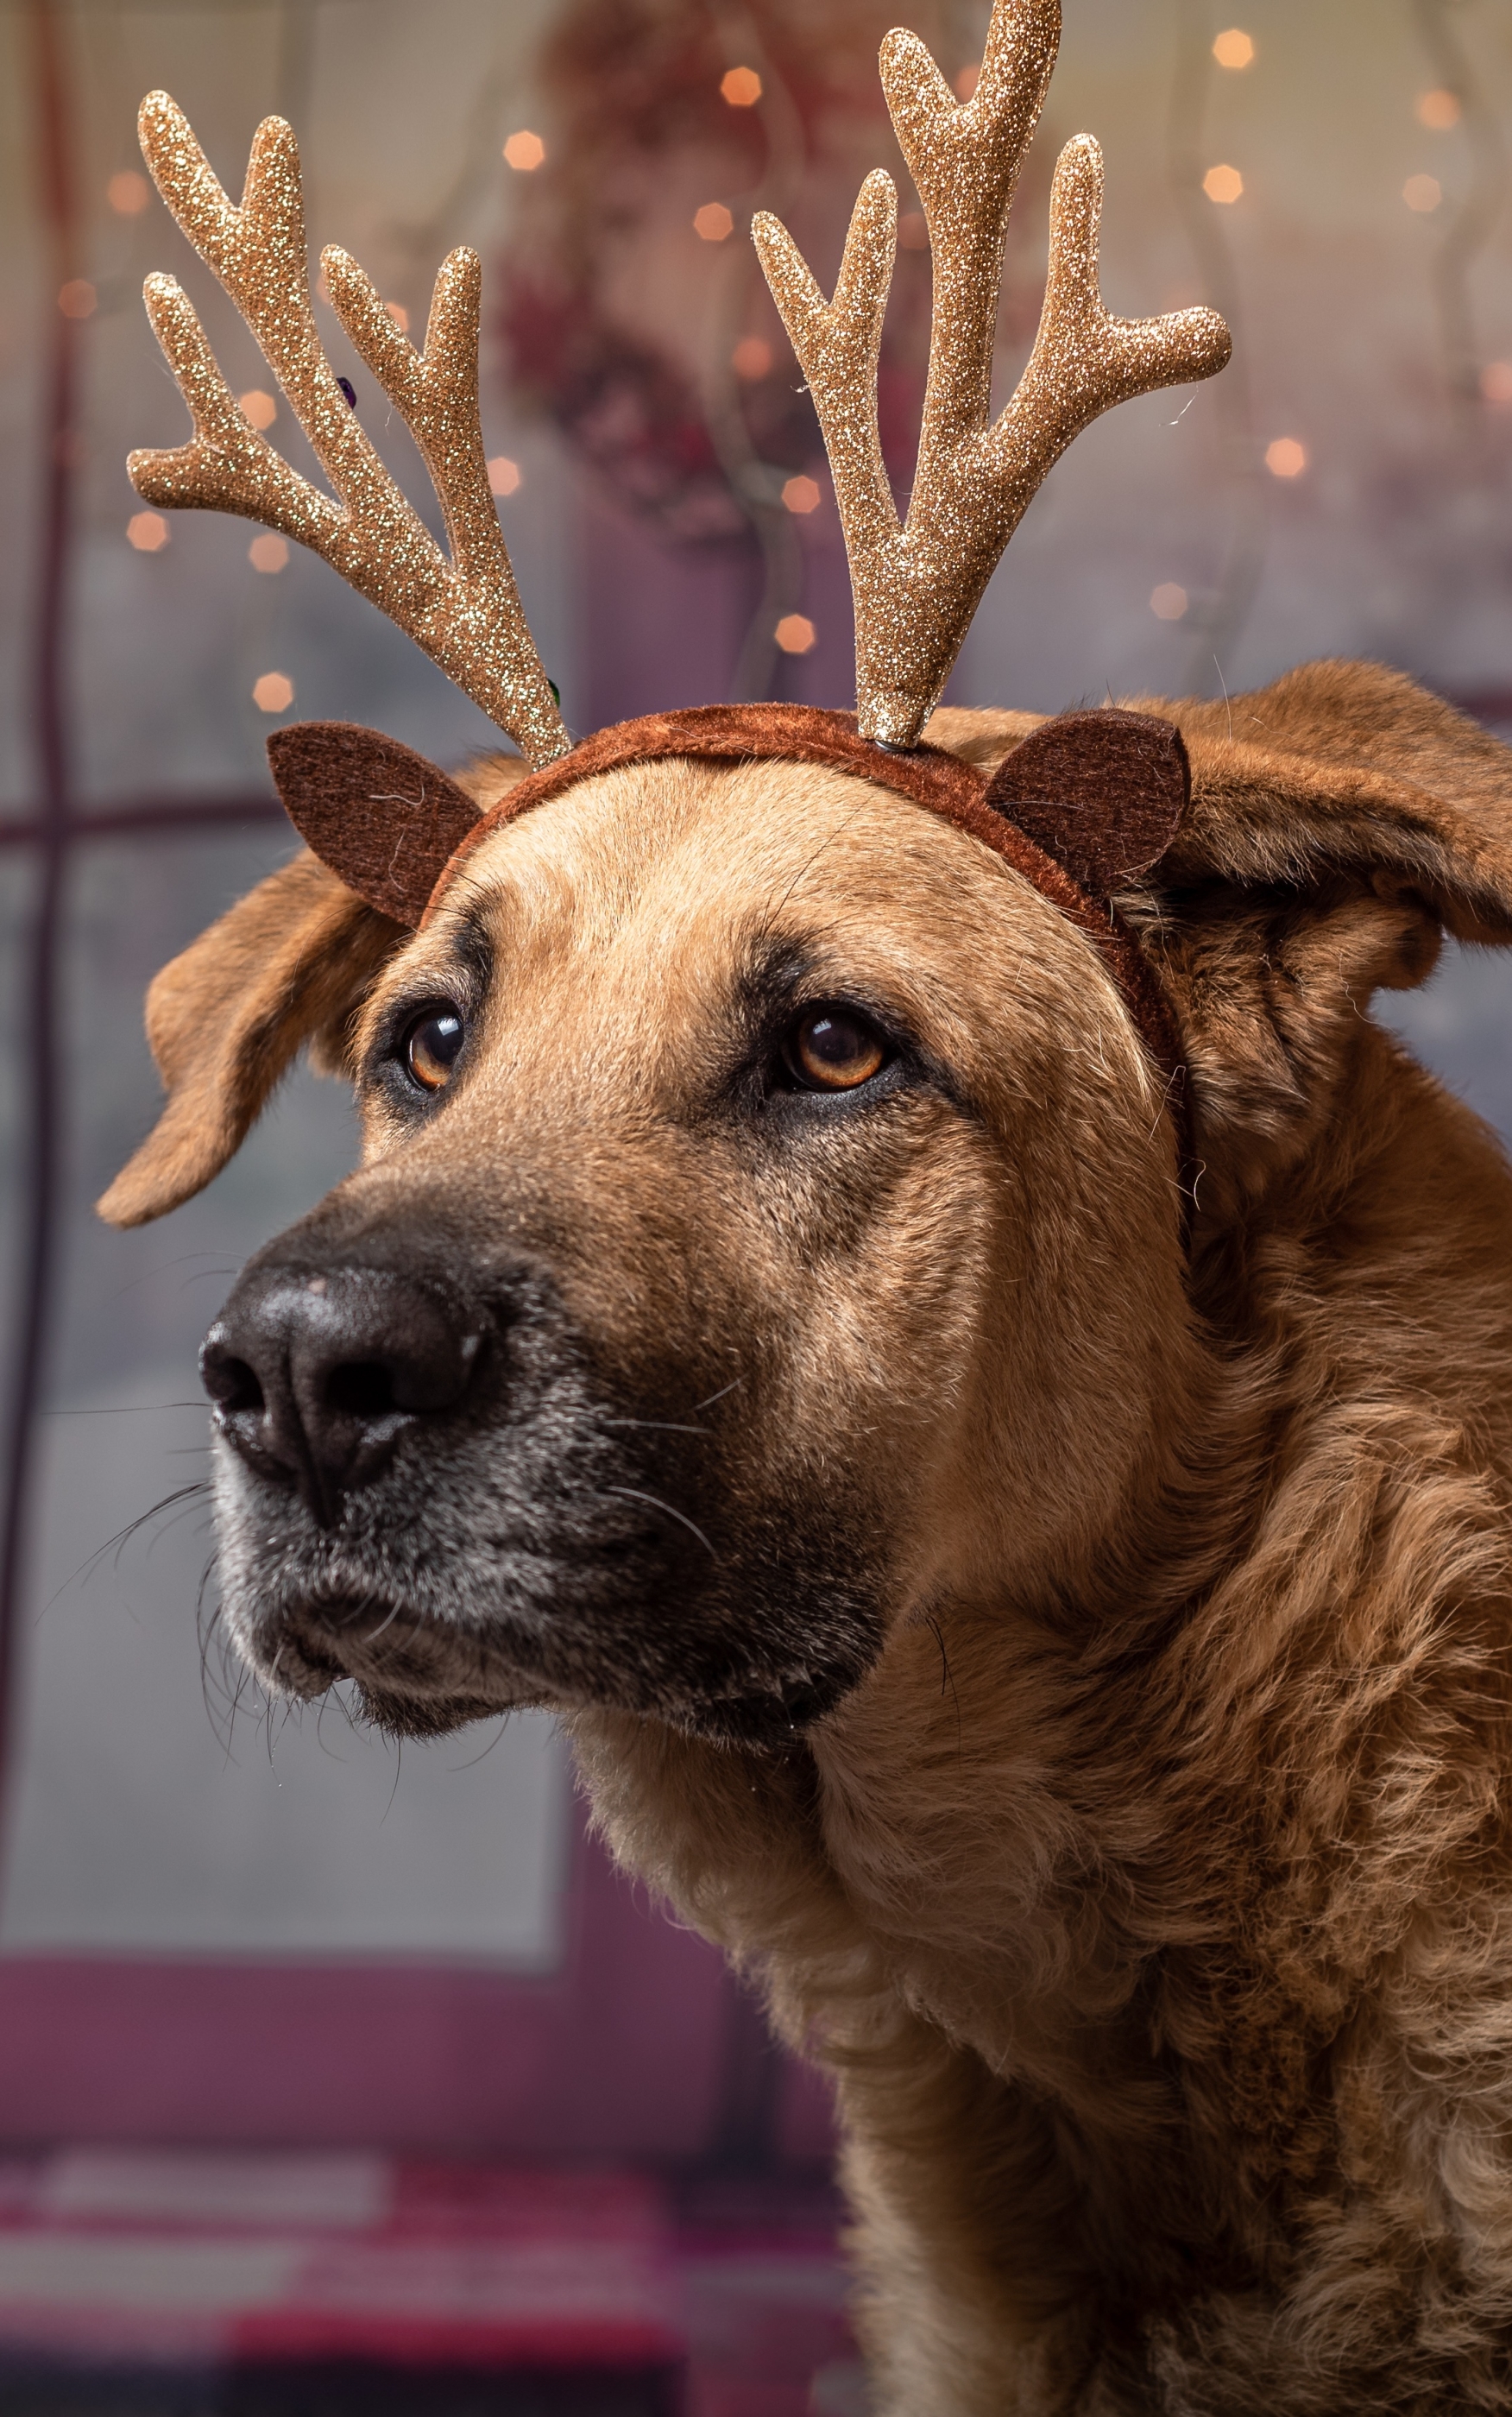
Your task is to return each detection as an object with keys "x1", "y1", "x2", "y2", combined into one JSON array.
[{"x1": 102, "y1": 657, "x2": 1512, "y2": 2412}]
